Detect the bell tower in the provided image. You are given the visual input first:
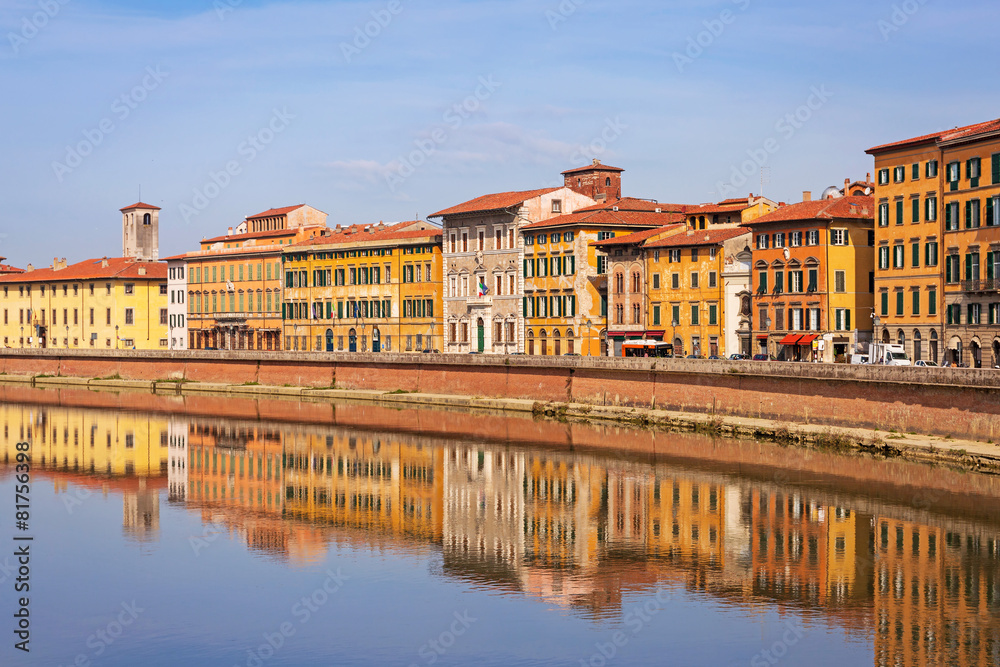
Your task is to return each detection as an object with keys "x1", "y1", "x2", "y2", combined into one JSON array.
[{"x1": 121, "y1": 202, "x2": 160, "y2": 261}]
